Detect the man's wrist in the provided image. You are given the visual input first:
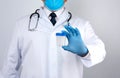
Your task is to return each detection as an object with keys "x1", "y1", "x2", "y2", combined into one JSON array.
[{"x1": 77, "y1": 49, "x2": 89, "y2": 57}]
